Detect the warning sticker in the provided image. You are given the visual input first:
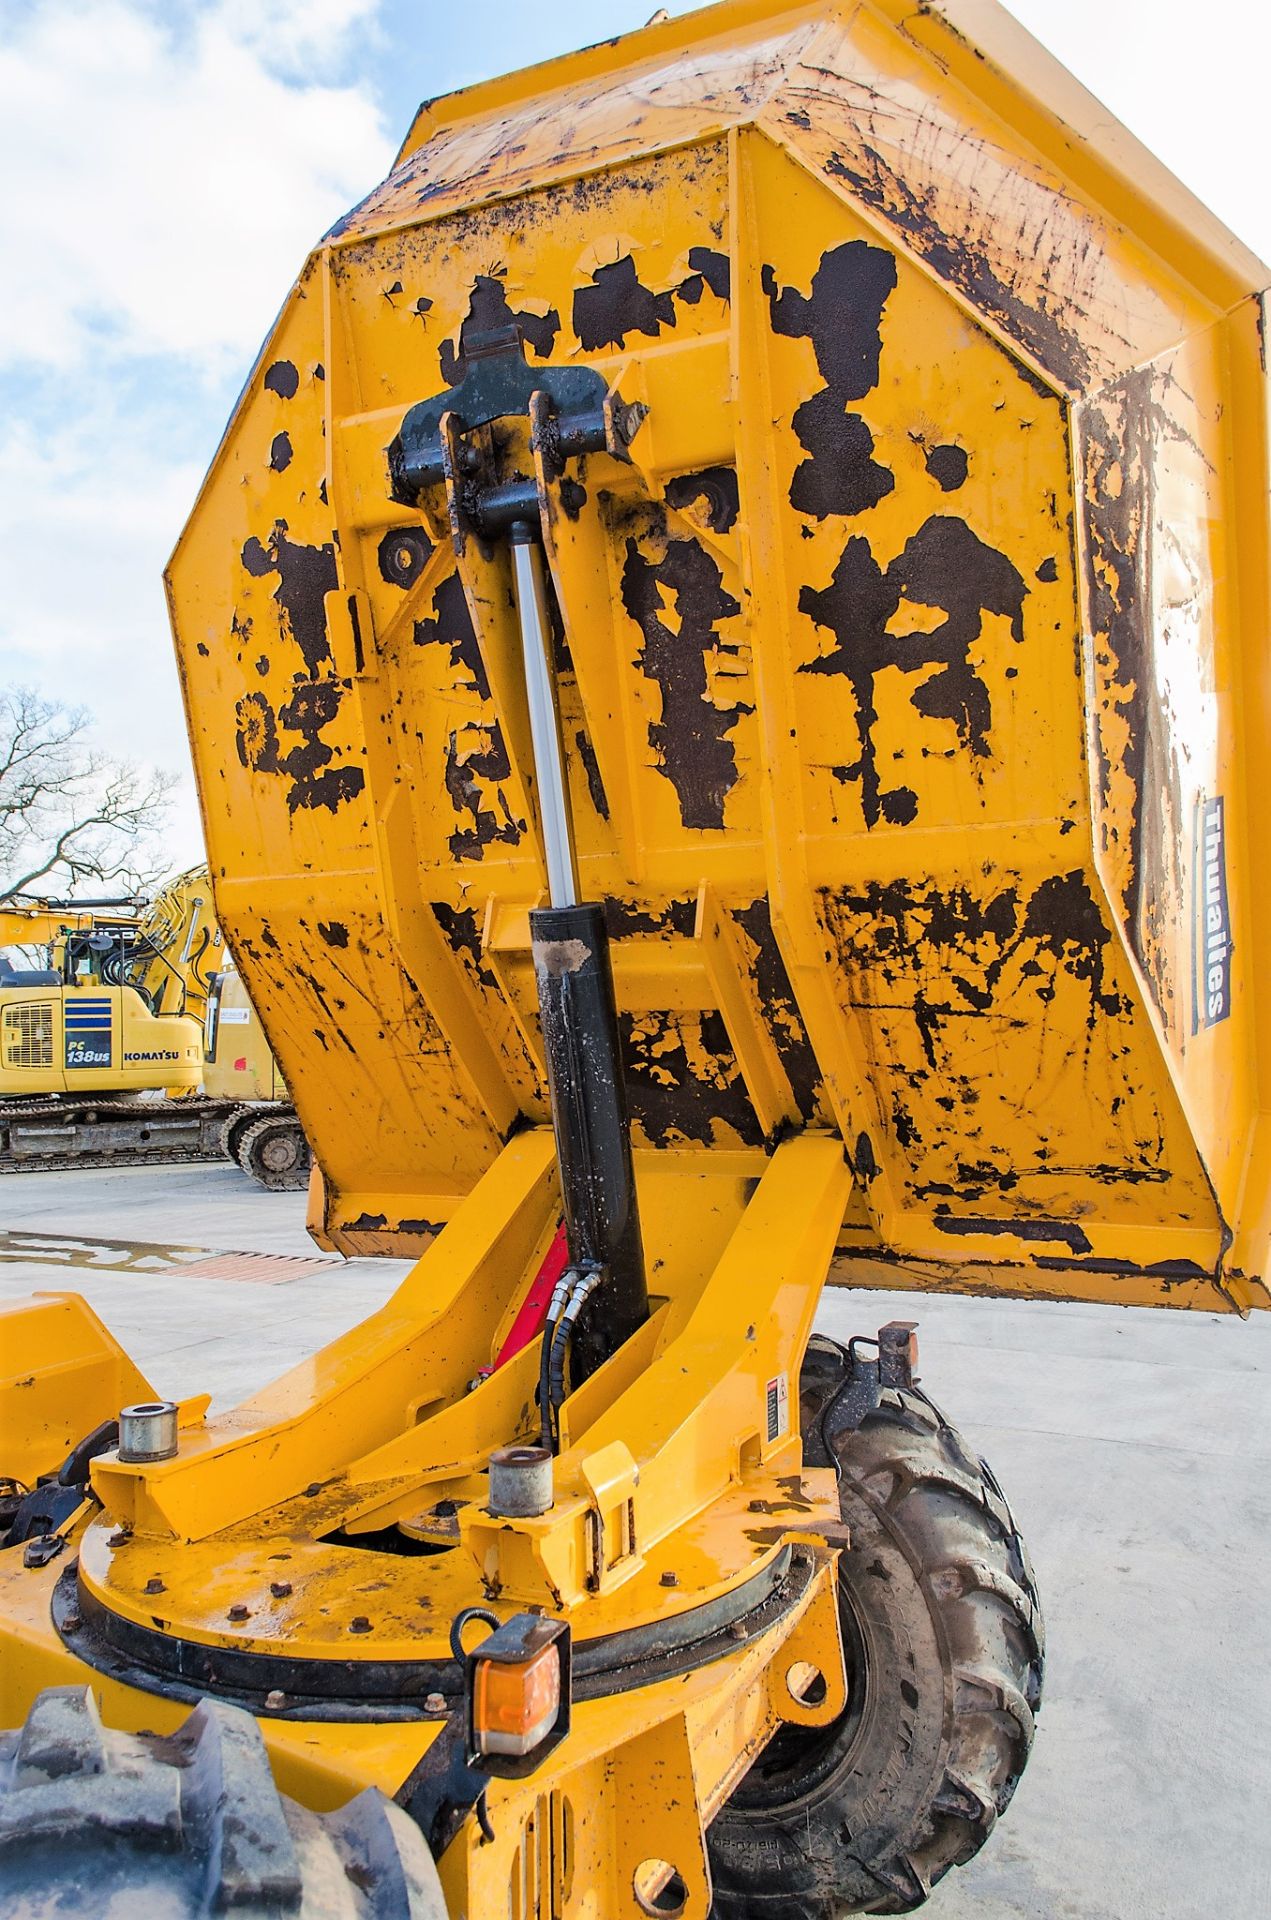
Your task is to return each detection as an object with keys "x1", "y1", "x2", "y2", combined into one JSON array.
[{"x1": 765, "y1": 1372, "x2": 789, "y2": 1444}]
